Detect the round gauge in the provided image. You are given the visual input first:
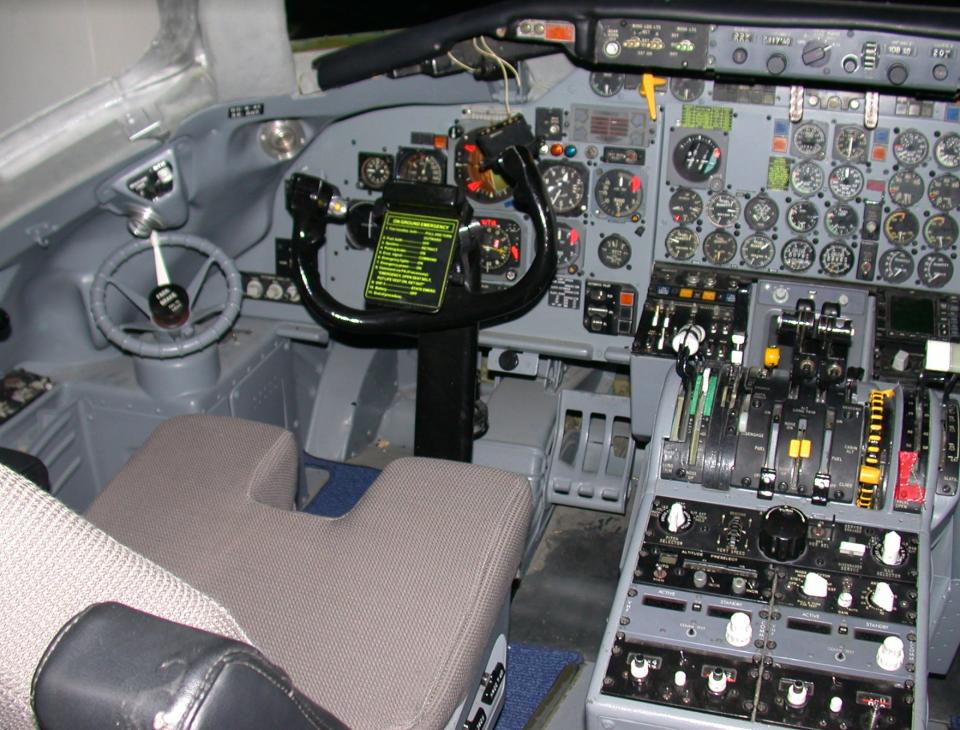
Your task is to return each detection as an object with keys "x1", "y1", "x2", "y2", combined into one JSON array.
[
  {"x1": 781, "y1": 238, "x2": 816, "y2": 272},
  {"x1": 744, "y1": 195, "x2": 779, "y2": 232},
  {"x1": 359, "y1": 155, "x2": 392, "y2": 190},
  {"x1": 887, "y1": 170, "x2": 925, "y2": 207},
  {"x1": 664, "y1": 227, "x2": 698, "y2": 260},
  {"x1": 702, "y1": 230, "x2": 738, "y2": 265},
  {"x1": 397, "y1": 150, "x2": 445, "y2": 184},
  {"x1": 590, "y1": 72, "x2": 625, "y2": 97},
  {"x1": 345, "y1": 202, "x2": 381, "y2": 249},
  {"x1": 824, "y1": 204, "x2": 859, "y2": 237},
  {"x1": 928, "y1": 174, "x2": 960, "y2": 212},
  {"x1": 673, "y1": 134, "x2": 722, "y2": 183},
  {"x1": 934, "y1": 133, "x2": 960, "y2": 169},
  {"x1": 923, "y1": 214, "x2": 959, "y2": 250},
  {"x1": 793, "y1": 122, "x2": 827, "y2": 158},
  {"x1": 707, "y1": 192, "x2": 740, "y2": 227},
  {"x1": 893, "y1": 129, "x2": 929, "y2": 166},
  {"x1": 669, "y1": 77, "x2": 705, "y2": 102},
  {"x1": 541, "y1": 163, "x2": 587, "y2": 215},
  {"x1": 477, "y1": 219, "x2": 521, "y2": 273},
  {"x1": 455, "y1": 140, "x2": 510, "y2": 202},
  {"x1": 598, "y1": 234, "x2": 632, "y2": 268},
  {"x1": 919, "y1": 252, "x2": 954, "y2": 288},
  {"x1": 834, "y1": 126, "x2": 868, "y2": 163},
  {"x1": 556, "y1": 223, "x2": 582, "y2": 267},
  {"x1": 786, "y1": 200, "x2": 819, "y2": 233},
  {"x1": 828, "y1": 164, "x2": 865, "y2": 200},
  {"x1": 790, "y1": 160, "x2": 824, "y2": 197},
  {"x1": 883, "y1": 209, "x2": 920, "y2": 246},
  {"x1": 820, "y1": 242, "x2": 854, "y2": 276},
  {"x1": 669, "y1": 188, "x2": 703, "y2": 224},
  {"x1": 741, "y1": 234, "x2": 775, "y2": 269},
  {"x1": 594, "y1": 169, "x2": 643, "y2": 218},
  {"x1": 878, "y1": 249, "x2": 915, "y2": 284}
]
